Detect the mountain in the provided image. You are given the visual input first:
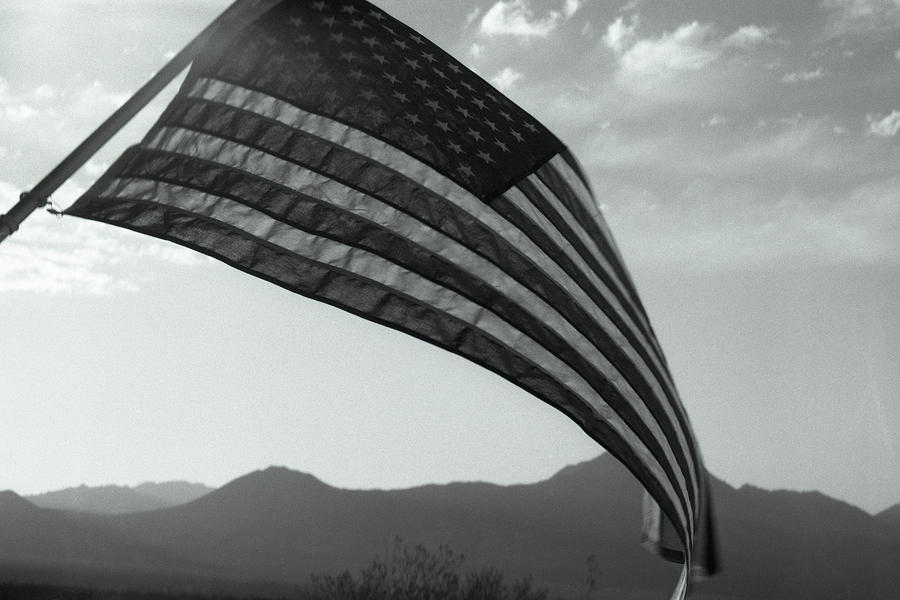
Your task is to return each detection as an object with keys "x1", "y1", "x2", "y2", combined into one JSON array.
[
  {"x1": 702, "y1": 479, "x2": 899, "y2": 600},
  {"x1": 26, "y1": 481, "x2": 213, "y2": 515},
  {"x1": 876, "y1": 502, "x2": 900, "y2": 530},
  {"x1": 0, "y1": 490, "x2": 225, "y2": 586},
  {"x1": 133, "y1": 481, "x2": 213, "y2": 507},
  {"x1": 2, "y1": 459, "x2": 898, "y2": 600}
]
